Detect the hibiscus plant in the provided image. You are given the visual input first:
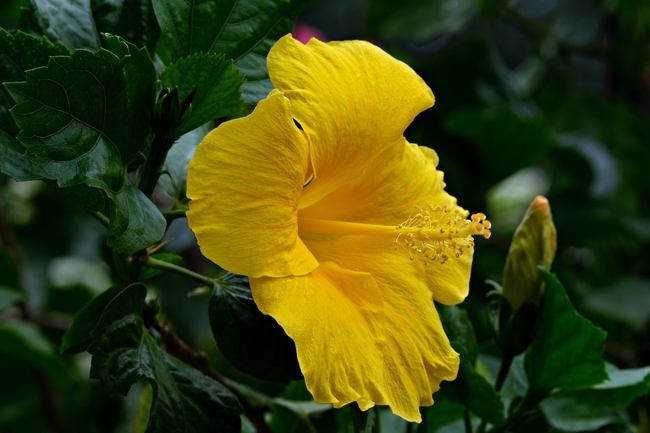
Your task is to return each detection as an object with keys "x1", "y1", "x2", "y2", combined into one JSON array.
[{"x1": 0, "y1": 0, "x2": 649, "y2": 432}]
